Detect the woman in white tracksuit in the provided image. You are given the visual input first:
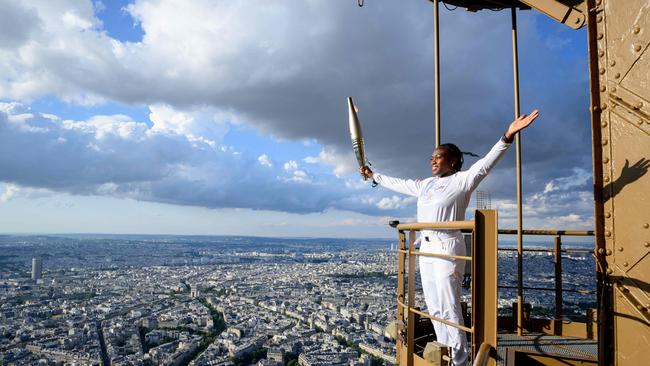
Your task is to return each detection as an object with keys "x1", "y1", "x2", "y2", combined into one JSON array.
[{"x1": 360, "y1": 110, "x2": 539, "y2": 366}]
